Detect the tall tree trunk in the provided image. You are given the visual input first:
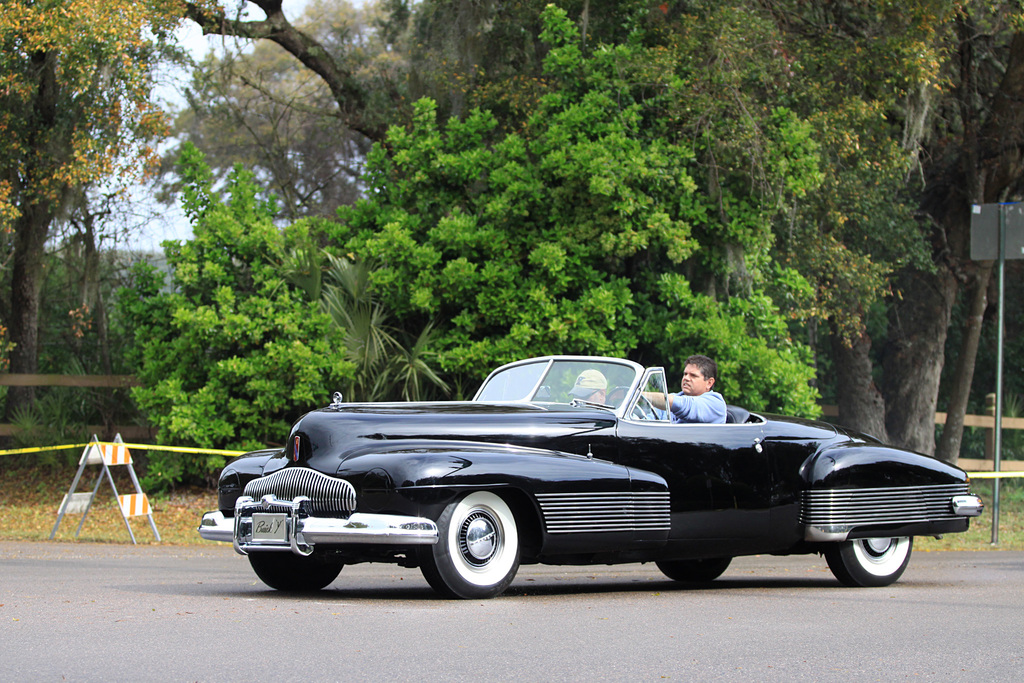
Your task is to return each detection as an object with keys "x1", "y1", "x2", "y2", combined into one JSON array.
[
  {"x1": 80, "y1": 210, "x2": 113, "y2": 375},
  {"x1": 930, "y1": 15, "x2": 985, "y2": 466},
  {"x1": 4, "y1": 50, "x2": 62, "y2": 422},
  {"x1": 883, "y1": 268, "x2": 958, "y2": 455},
  {"x1": 4, "y1": 203, "x2": 52, "y2": 421},
  {"x1": 831, "y1": 324, "x2": 888, "y2": 442},
  {"x1": 935, "y1": 263, "x2": 993, "y2": 464},
  {"x1": 906, "y1": 28, "x2": 1024, "y2": 459},
  {"x1": 887, "y1": 25, "x2": 1024, "y2": 459}
]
